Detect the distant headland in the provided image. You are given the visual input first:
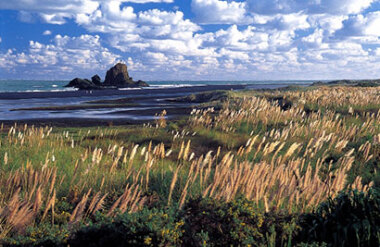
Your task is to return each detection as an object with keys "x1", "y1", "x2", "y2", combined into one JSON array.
[
  {"x1": 65, "y1": 63, "x2": 149, "y2": 90},
  {"x1": 312, "y1": 79, "x2": 380, "y2": 87}
]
